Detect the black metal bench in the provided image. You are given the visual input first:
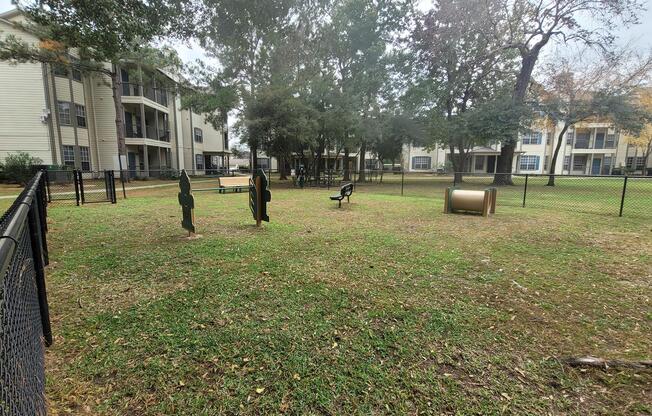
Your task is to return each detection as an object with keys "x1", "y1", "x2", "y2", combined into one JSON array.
[{"x1": 330, "y1": 183, "x2": 354, "y2": 207}]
